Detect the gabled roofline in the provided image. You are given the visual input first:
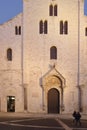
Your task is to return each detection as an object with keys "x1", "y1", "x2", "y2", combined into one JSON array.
[{"x1": 0, "y1": 13, "x2": 23, "y2": 26}]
